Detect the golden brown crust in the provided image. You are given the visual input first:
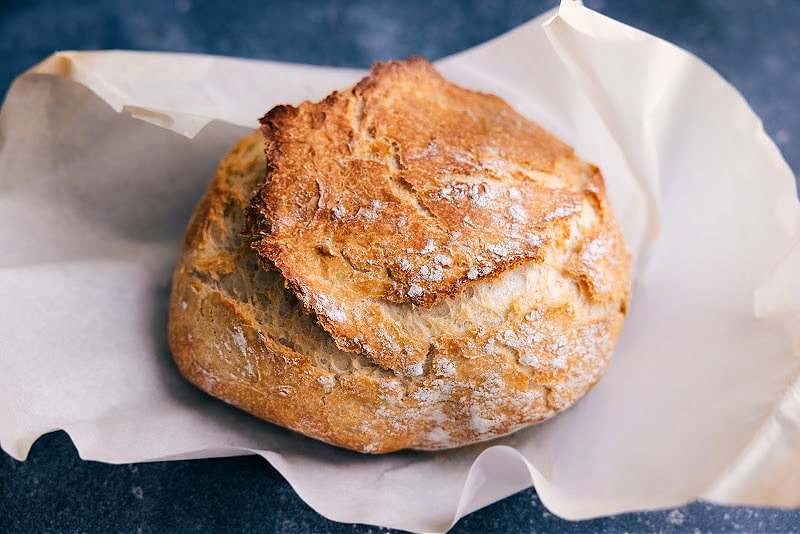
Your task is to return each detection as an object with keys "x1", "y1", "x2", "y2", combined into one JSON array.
[
  {"x1": 246, "y1": 58, "x2": 624, "y2": 375},
  {"x1": 169, "y1": 59, "x2": 631, "y2": 454}
]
